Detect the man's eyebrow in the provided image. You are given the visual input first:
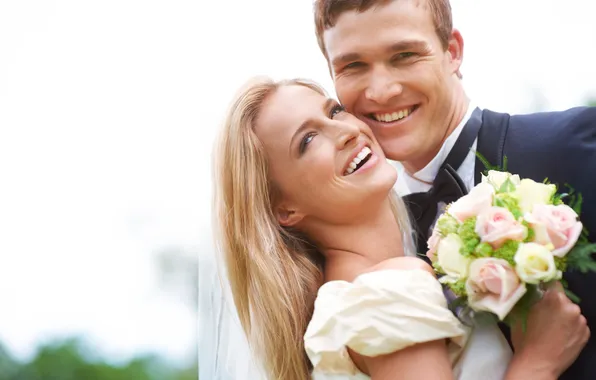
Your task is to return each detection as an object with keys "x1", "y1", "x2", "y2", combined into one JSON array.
[
  {"x1": 386, "y1": 40, "x2": 430, "y2": 53},
  {"x1": 331, "y1": 52, "x2": 361, "y2": 67},
  {"x1": 289, "y1": 98, "x2": 336, "y2": 154}
]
